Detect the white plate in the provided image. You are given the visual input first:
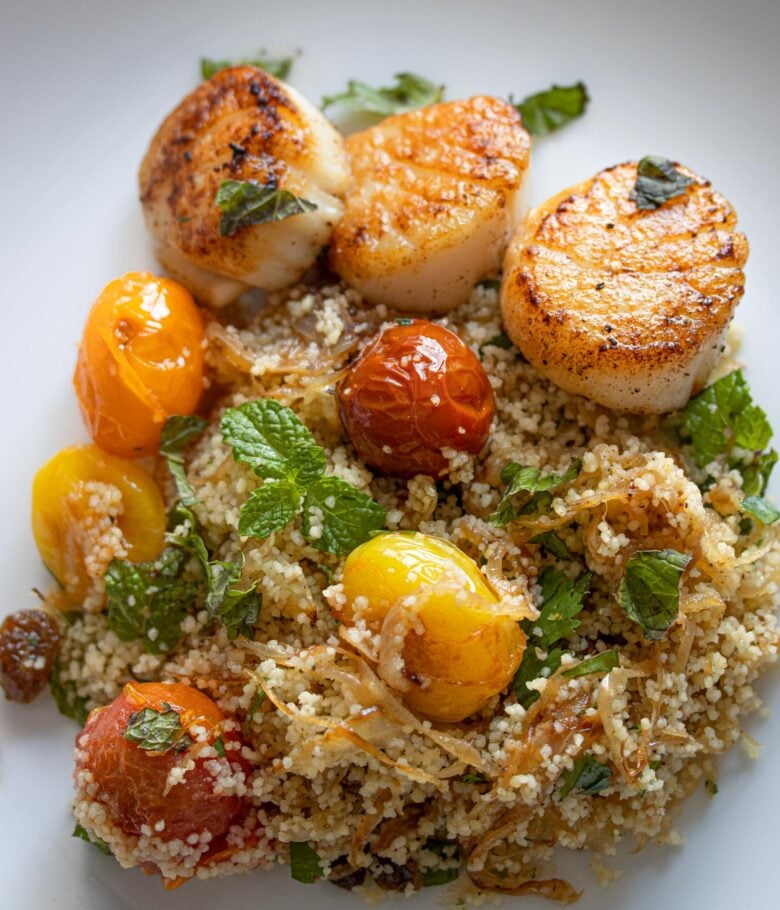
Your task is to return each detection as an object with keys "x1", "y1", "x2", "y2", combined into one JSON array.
[{"x1": 1, "y1": 0, "x2": 778, "y2": 907}]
